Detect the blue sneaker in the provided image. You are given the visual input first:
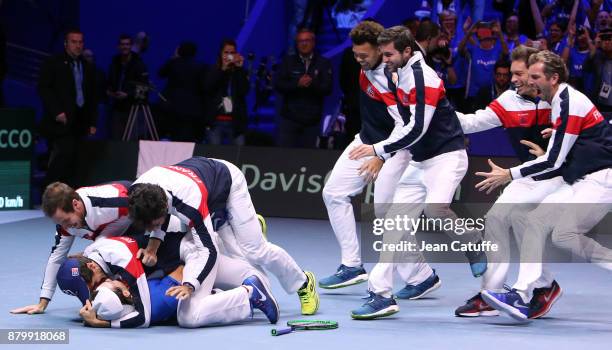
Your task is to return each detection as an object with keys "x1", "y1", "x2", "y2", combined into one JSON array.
[
  {"x1": 466, "y1": 242, "x2": 488, "y2": 277},
  {"x1": 243, "y1": 275, "x2": 279, "y2": 324},
  {"x1": 319, "y1": 264, "x2": 368, "y2": 289},
  {"x1": 395, "y1": 270, "x2": 442, "y2": 300},
  {"x1": 351, "y1": 292, "x2": 399, "y2": 320},
  {"x1": 481, "y1": 289, "x2": 531, "y2": 322}
]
